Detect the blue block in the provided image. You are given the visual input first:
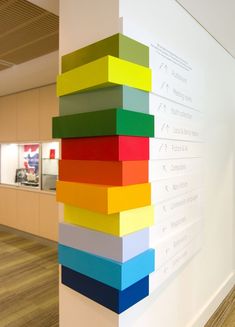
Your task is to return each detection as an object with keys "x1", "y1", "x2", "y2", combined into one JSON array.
[
  {"x1": 59, "y1": 244, "x2": 155, "y2": 290},
  {"x1": 62, "y1": 266, "x2": 149, "y2": 313}
]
